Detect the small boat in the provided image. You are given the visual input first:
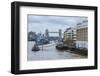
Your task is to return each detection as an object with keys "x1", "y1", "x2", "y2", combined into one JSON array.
[{"x1": 32, "y1": 44, "x2": 40, "y2": 51}]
